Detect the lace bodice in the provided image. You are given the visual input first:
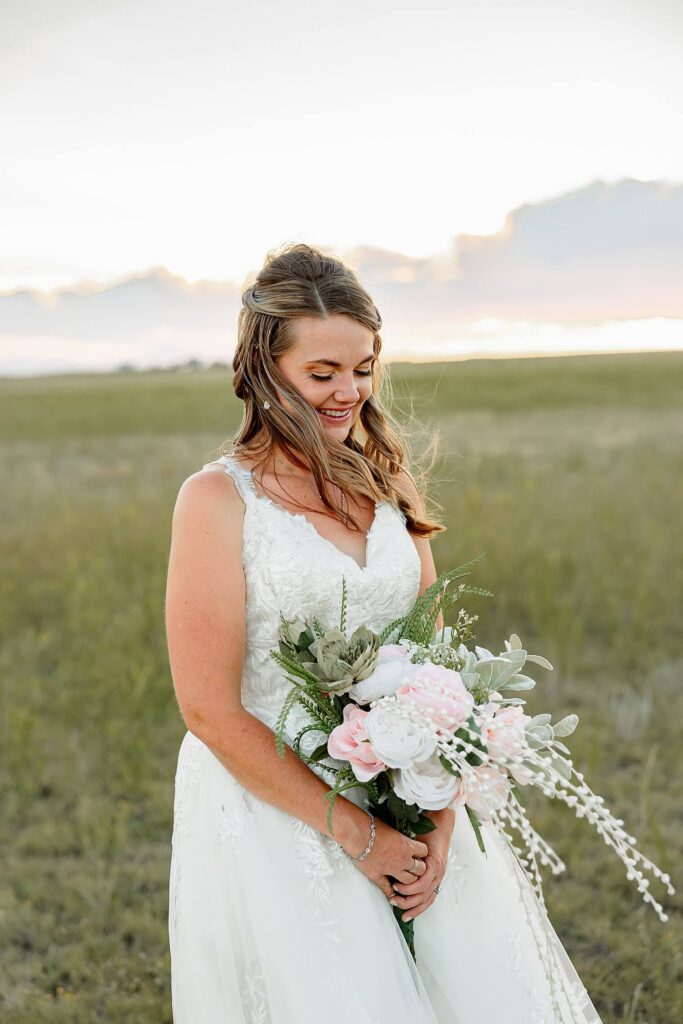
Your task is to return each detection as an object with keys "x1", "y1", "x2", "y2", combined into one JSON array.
[{"x1": 202, "y1": 455, "x2": 423, "y2": 733}]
